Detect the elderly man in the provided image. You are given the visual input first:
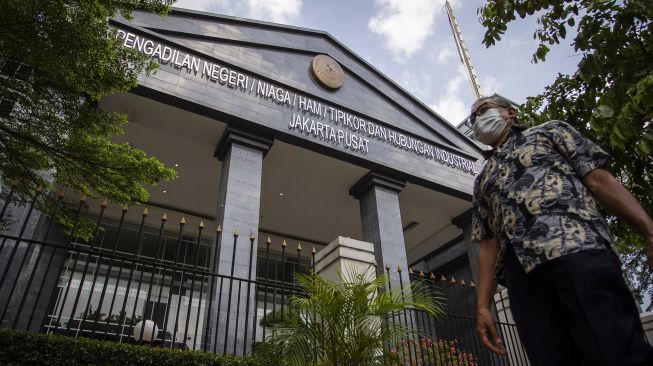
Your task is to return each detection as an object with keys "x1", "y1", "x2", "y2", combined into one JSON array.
[{"x1": 470, "y1": 94, "x2": 653, "y2": 366}]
